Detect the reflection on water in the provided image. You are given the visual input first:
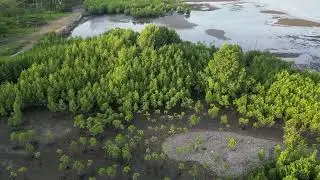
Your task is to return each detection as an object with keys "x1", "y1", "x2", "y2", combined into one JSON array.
[{"x1": 71, "y1": 1, "x2": 320, "y2": 67}]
